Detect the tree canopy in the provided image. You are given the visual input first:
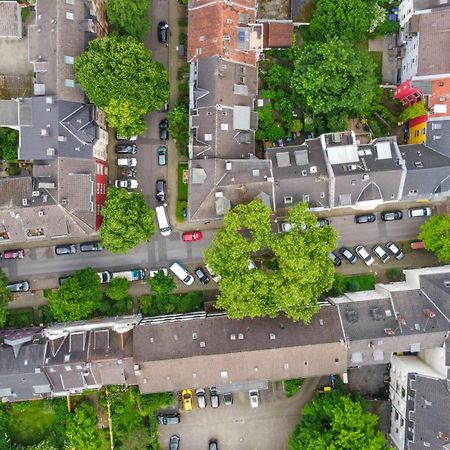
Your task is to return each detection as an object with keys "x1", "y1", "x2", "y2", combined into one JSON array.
[
  {"x1": 204, "y1": 201, "x2": 338, "y2": 322},
  {"x1": 168, "y1": 104, "x2": 189, "y2": 156},
  {"x1": 419, "y1": 214, "x2": 450, "y2": 263},
  {"x1": 307, "y1": 0, "x2": 378, "y2": 42},
  {"x1": 105, "y1": 0, "x2": 150, "y2": 41},
  {"x1": 100, "y1": 187, "x2": 156, "y2": 253},
  {"x1": 75, "y1": 34, "x2": 168, "y2": 136},
  {"x1": 289, "y1": 391, "x2": 388, "y2": 450},
  {"x1": 48, "y1": 268, "x2": 103, "y2": 322},
  {"x1": 399, "y1": 100, "x2": 427, "y2": 123},
  {"x1": 66, "y1": 403, "x2": 103, "y2": 450},
  {"x1": 0, "y1": 128, "x2": 19, "y2": 162},
  {"x1": 291, "y1": 39, "x2": 378, "y2": 128},
  {"x1": 0, "y1": 270, "x2": 10, "y2": 328}
]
